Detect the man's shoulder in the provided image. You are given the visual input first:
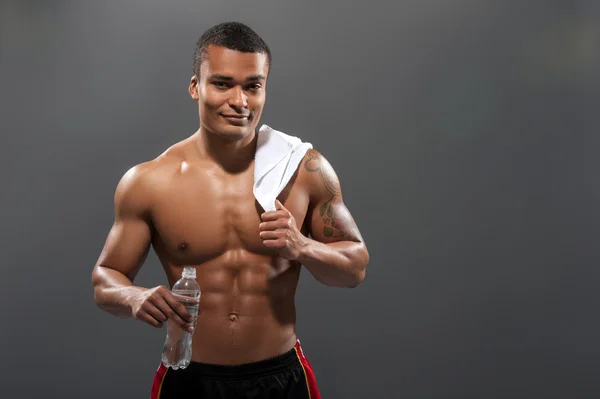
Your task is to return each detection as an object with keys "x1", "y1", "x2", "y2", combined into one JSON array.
[
  {"x1": 296, "y1": 148, "x2": 341, "y2": 199},
  {"x1": 124, "y1": 137, "x2": 192, "y2": 179},
  {"x1": 115, "y1": 141, "x2": 188, "y2": 197},
  {"x1": 297, "y1": 148, "x2": 335, "y2": 176},
  {"x1": 119, "y1": 156, "x2": 178, "y2": 186}
]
